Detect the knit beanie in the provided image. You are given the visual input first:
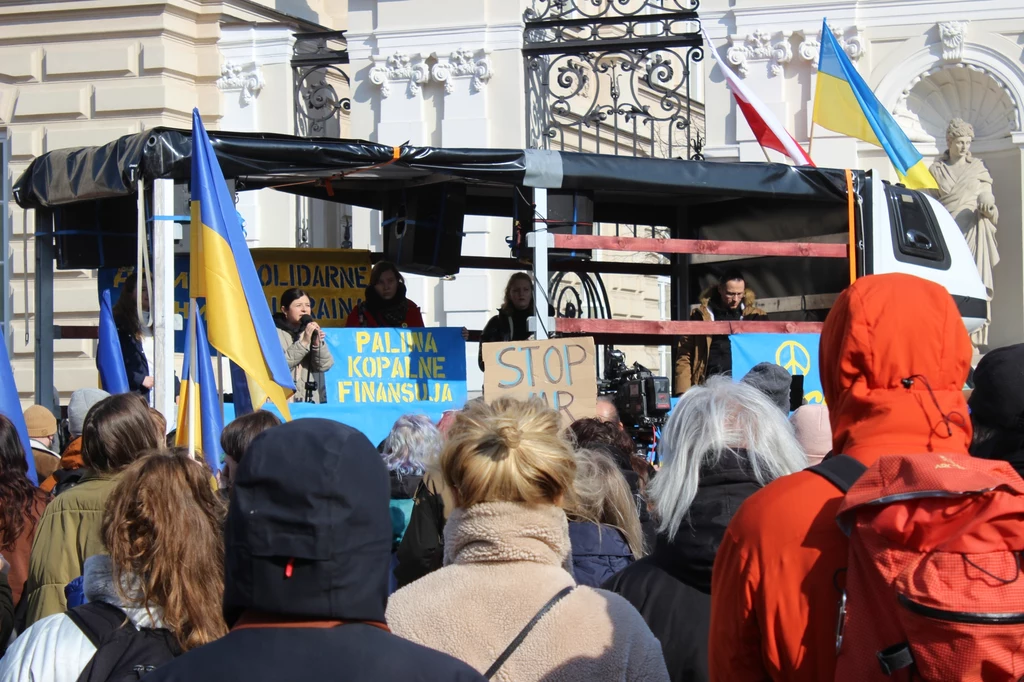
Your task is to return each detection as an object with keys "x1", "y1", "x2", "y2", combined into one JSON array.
[
  {"x1": 741, "y1": 362, "x2": 792, "y2": 413},
  {"x1": 23, "y1": 405, "x2": 57, "y2": 439},
  {"x1": 790, "y1": 404, "x2": 833, "y2": 465},
  {"x1": 68, "y1": 388, "x2": 110, "y2": 439}
]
